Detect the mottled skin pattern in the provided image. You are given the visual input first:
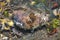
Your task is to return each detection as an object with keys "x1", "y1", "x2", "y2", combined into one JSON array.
[{"x1": 13, "y1": 10, "x2": 41, "y2": 29}]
